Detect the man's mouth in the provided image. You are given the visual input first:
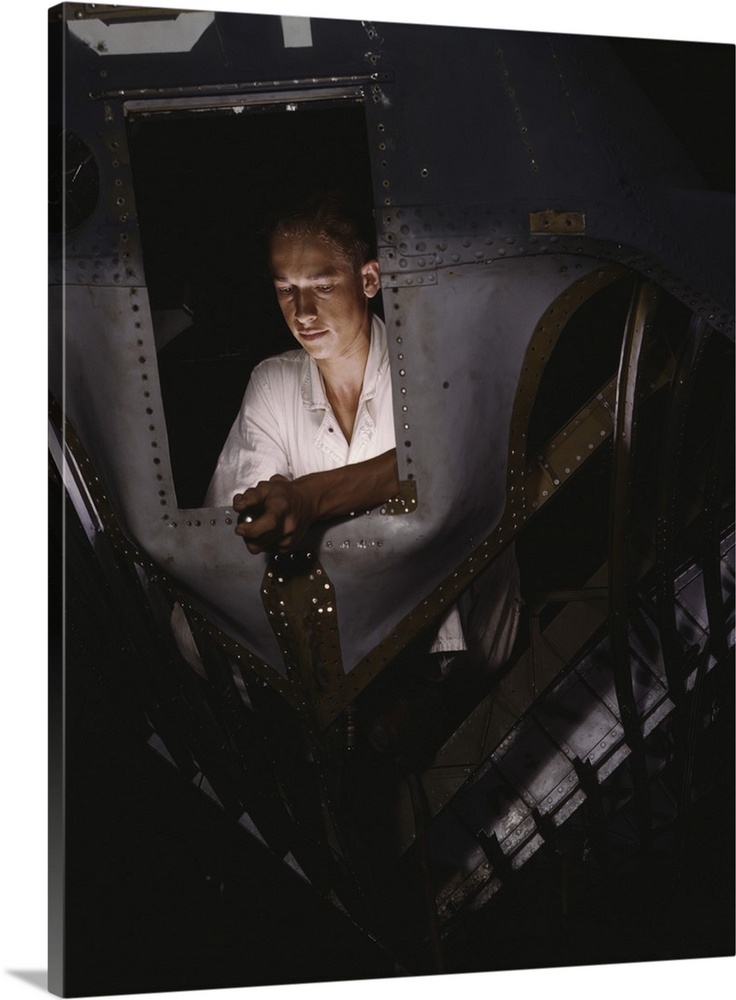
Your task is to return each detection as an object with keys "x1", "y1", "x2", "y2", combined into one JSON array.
[{"x1": 299, "y1": 329, "x2": 327, "y2": 341}]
